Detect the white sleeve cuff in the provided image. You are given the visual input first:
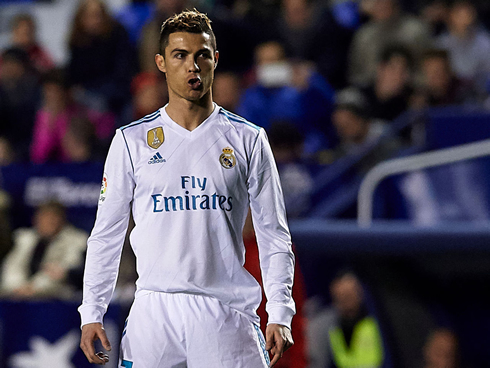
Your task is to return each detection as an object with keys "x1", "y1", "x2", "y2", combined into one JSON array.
[
  {"x1": 78, "y1": 304, "x2": 106, "y2": 328},
  {"x1": 266, "y1": 306, "x2": 295, "y2": 329}
]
